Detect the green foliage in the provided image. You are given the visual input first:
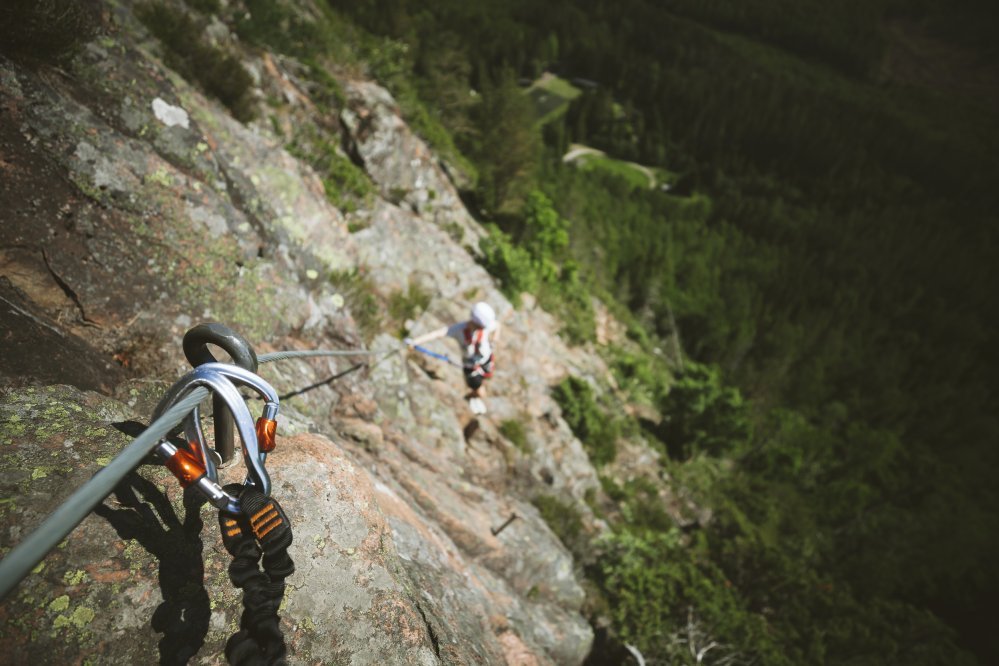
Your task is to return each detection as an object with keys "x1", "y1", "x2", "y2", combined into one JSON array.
[
  {"x1": 477, "y1": 224, "x2": 539, "y2": 305},
  {"x1": 328, "y1": 268, "x2": 382, "y2": 341},
  {"x1": 387, "y1": 280, "x2": 432, "y2": 336},
  {"x1": 600, "y1": 476, "x2": 674, "y2": 532},
  {"x1": 136, "y1": 2, "x2": 255, "y2": 122},
  {"x1": 413, "y1": 32, "x2": 479, "y2": 144},
  {"x1": 478, "y1": 191, "x2": 595, "y2": 342},
  {"x1": 596, "y1": 414, "x2": 977, "y2": 665},
  {"x1": 520, "y1": 190, "x2": 569, "y2": 281},
  {"x1": 657, "y1": 0, "x2": 887, "y2": 76},
  {"x1": 236, "y1": 0, "x2": 347, "y2": 61},
  {"x1": 609, "y1": 345, "x2": 672, "y2": 408},
  {"x1": 552, "y1": 376, "x2": 619, "y2": 466},
  {"x1": 535, "y1": 260, "x2": 596, "y2": 344},
  {"x1": 186, "y1": 0, "x2": 221, "y2": 14},
  {"x1": 533, "y1": 494, "x2": 584, "y2": 548},
  {"x1": 288, "y1": 135, "x2": 374, "y2": 213},
  {"x1": 657, "y1": 361, "x2": 751, "y2": 460},
  {"x1": 0, "y1": 0, "x2": 102, "y2": 61},
  {"x1": 539, "y1": 163, "x2": 719, "y2": 333},
  {"x1": 232, "y1": 0, "x2": 354, "y2": 112},
  {"x1": 595, "y1": 528, "x2": 786, "y2": 665},
  {"x1": 472, "y1": 68, "x2": 541, "y2": 212},
  {"x1": 498, "y1": 418, "x2": 529, "y2": 453}
]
